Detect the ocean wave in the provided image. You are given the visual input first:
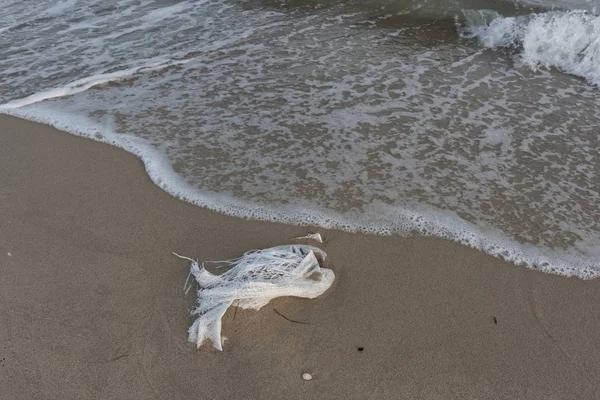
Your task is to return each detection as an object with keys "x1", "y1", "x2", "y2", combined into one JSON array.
[
  {"x1": 0, "y1": 58, "x2": 190, "y2": 110},
  {"x1": 463, "y1": 10, "x2": 600, "y2": 85}
]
